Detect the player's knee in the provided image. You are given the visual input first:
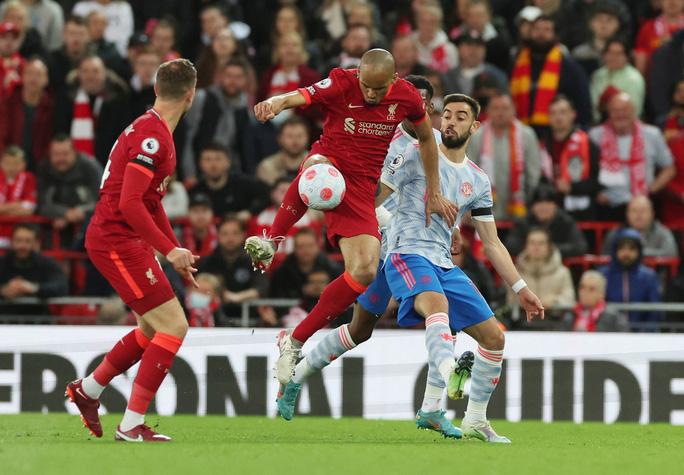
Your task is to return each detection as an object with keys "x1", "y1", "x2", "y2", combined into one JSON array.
[
  {"x1": 348, "y1": 264, "x2": 376, "y2": 287},
  {"x1": 482, "y1": 329, "x2": 505, "y2": 352},
  {"x1": 301, "y1": 154, "x2": 331, "y2": 169},
  {"x1": 166, "y1": 318, "x2": 189, "y2": 339}
]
